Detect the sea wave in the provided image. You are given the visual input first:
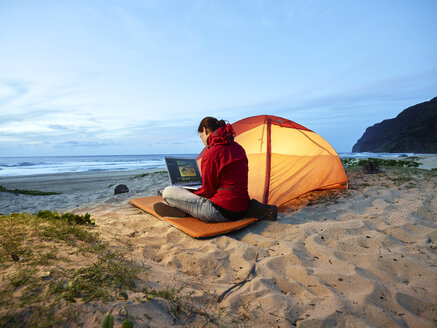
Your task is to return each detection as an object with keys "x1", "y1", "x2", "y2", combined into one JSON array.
[{"x1": 0, "y1": 154, "x2": 197, "y2": 177}]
